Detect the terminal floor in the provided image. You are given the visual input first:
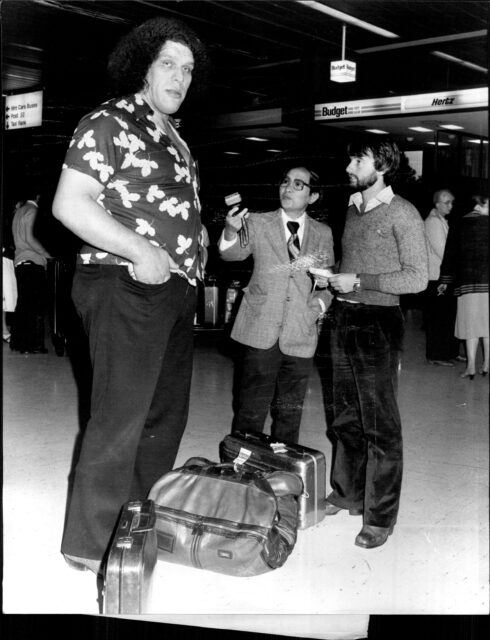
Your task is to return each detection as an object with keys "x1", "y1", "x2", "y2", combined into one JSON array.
[{"x1": 3, "y1": 311, "x2": 488, "y2": 636}]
